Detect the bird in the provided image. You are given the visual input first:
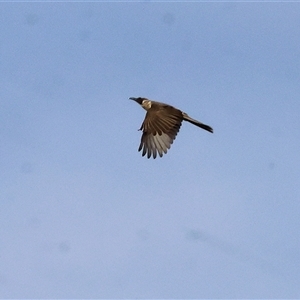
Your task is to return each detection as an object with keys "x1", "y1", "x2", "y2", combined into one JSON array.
[{"x1": 129, "y1": 97, "x2": 213, "y2": 159}]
